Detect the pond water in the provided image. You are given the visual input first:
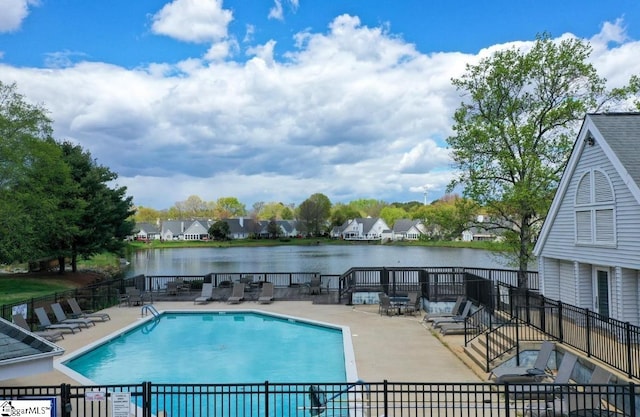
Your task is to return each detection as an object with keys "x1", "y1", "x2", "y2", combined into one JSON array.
[{"x1": 124, "y1": 245, "x2": 516, "y2": 277}]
